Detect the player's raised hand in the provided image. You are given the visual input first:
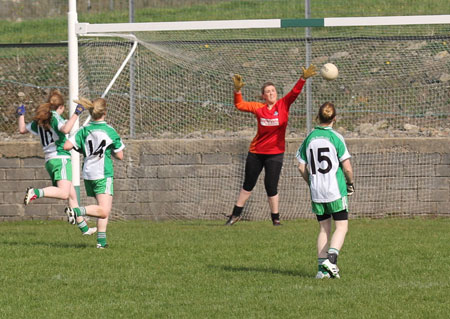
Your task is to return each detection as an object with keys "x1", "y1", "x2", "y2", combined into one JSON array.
[
  {"x1": 74, "y1": 104, "x2": 85, "y2": 116},
  {"x1": 346, "y1": 183, "x2": 355, "y2": 196},
  {"x1": 233, "y1": 74, "x2": 245, "y2": 91},
  {"x1": 16, "y1": 104, "x2": 25, "y2": 116},
  {"x1": 301, "y1": 64, "x2": 317, "y2": 79}
]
